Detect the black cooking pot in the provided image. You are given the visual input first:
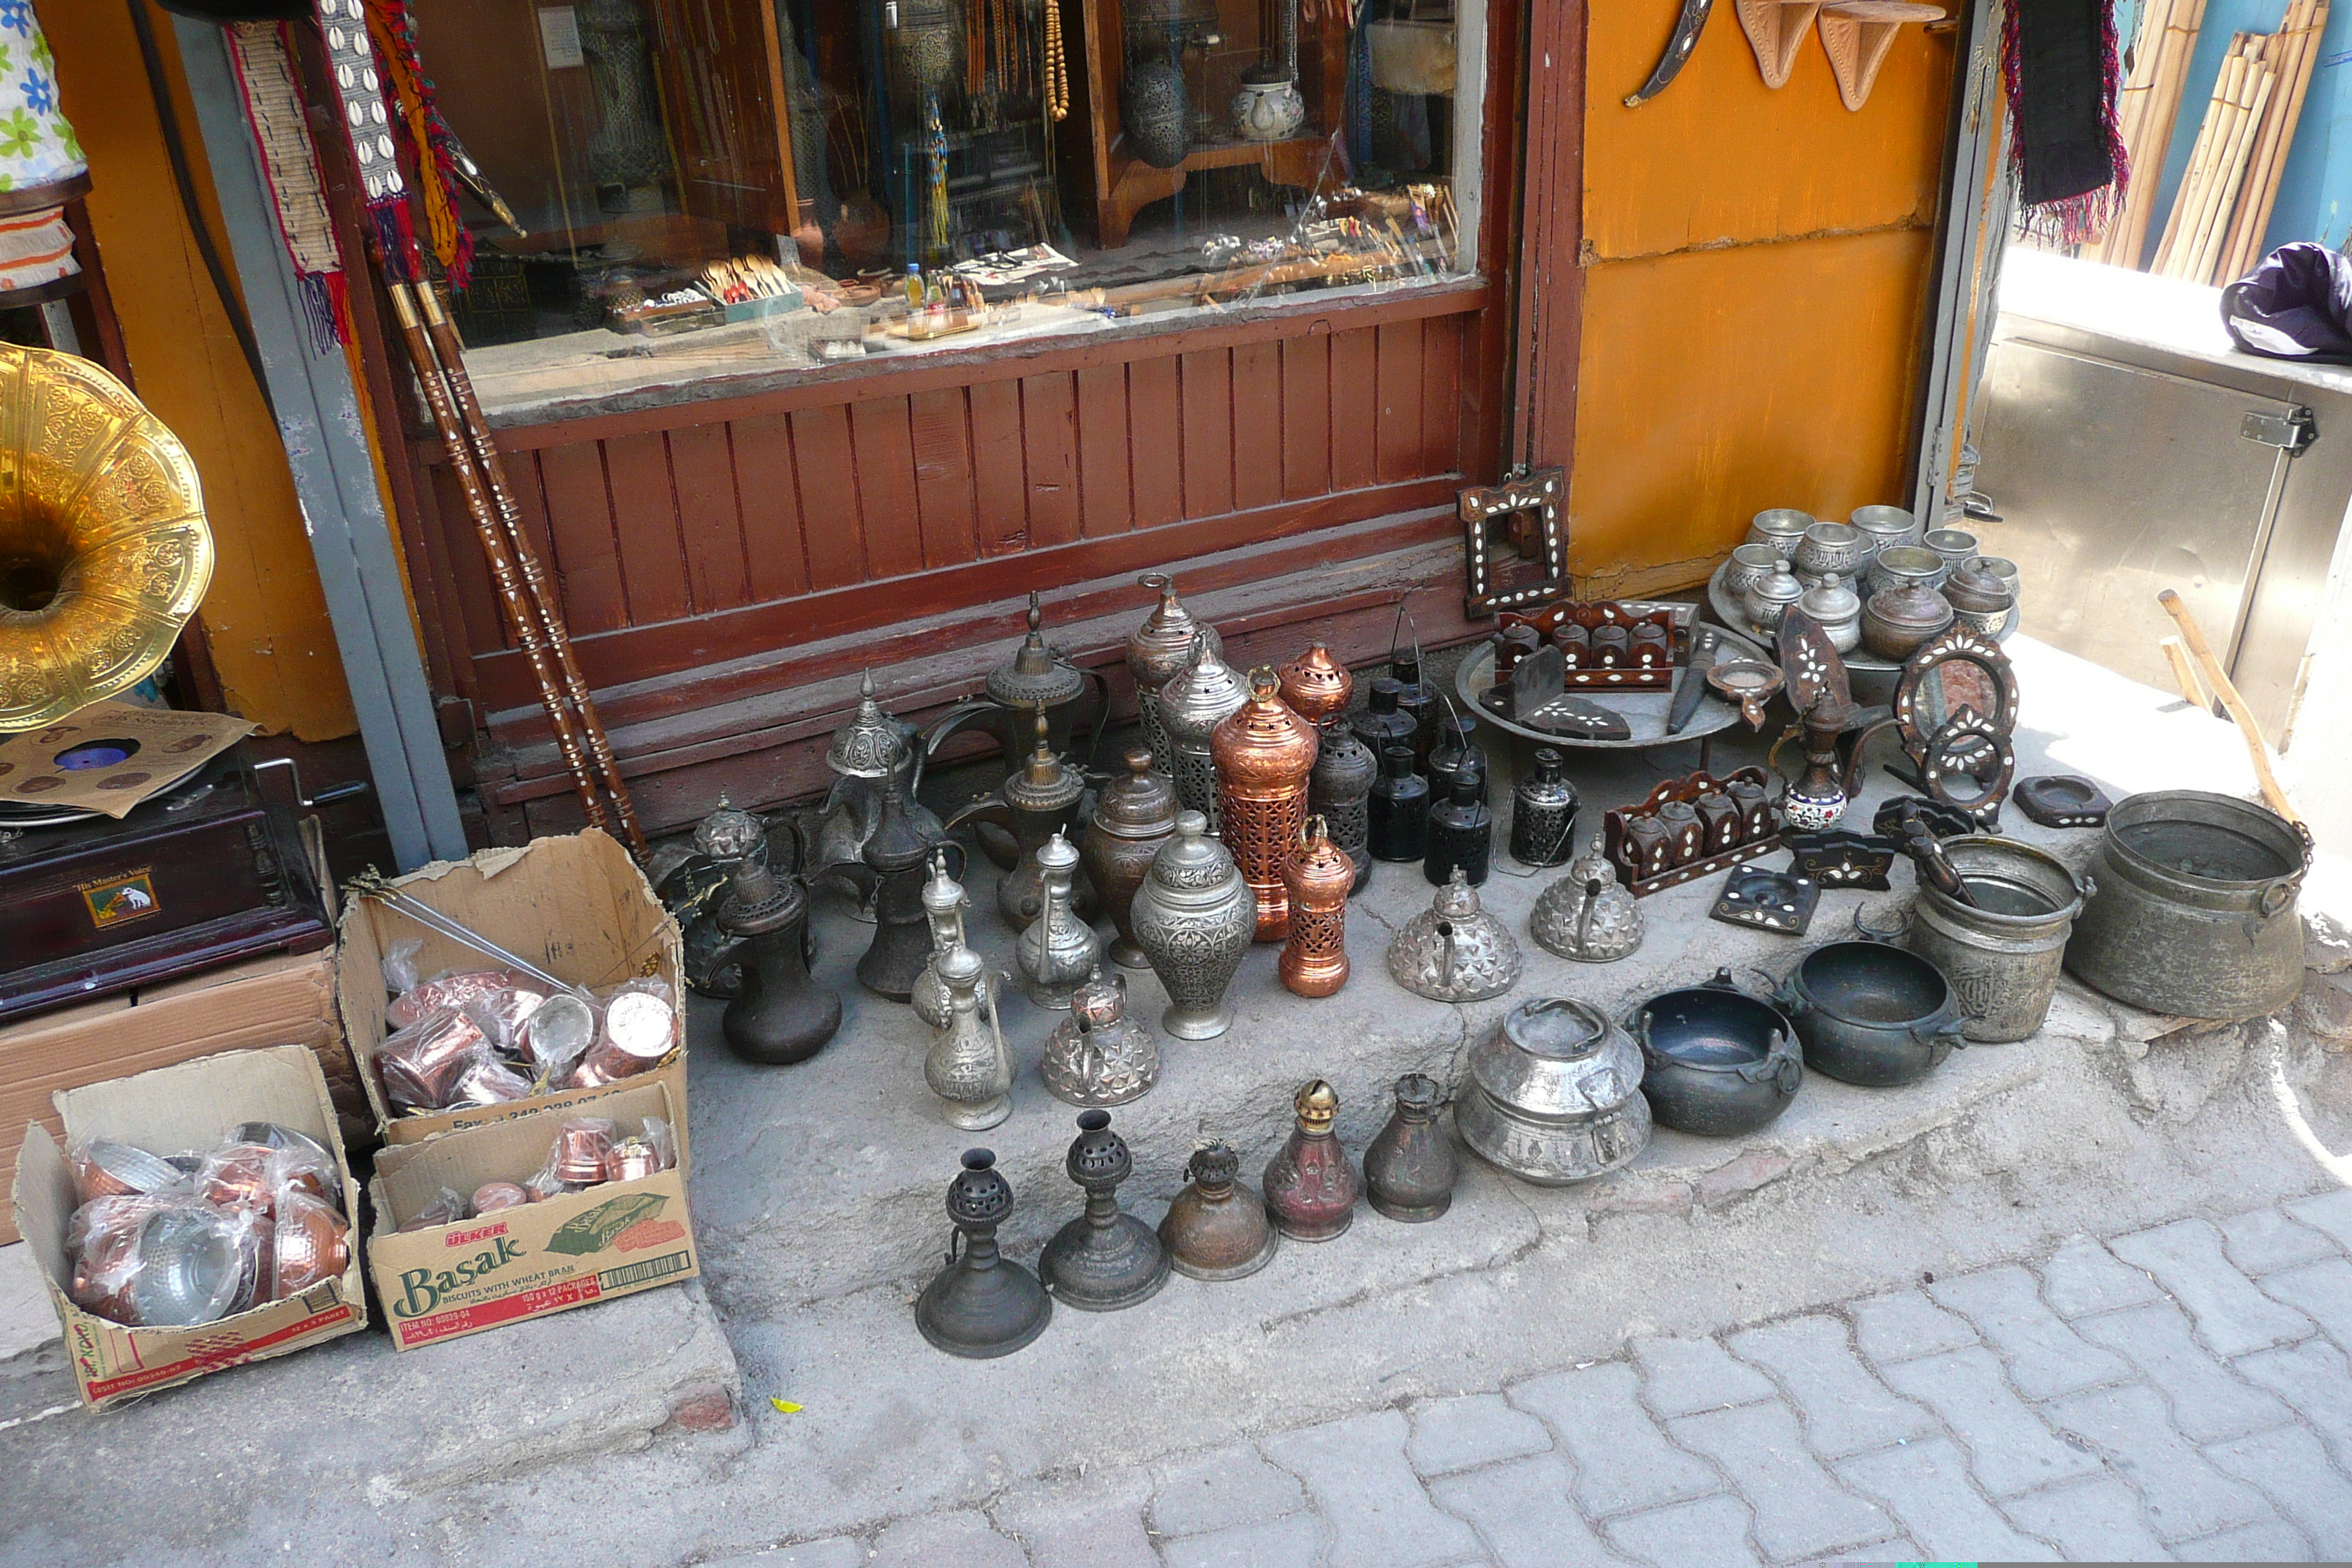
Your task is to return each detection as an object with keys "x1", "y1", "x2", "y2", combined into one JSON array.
[
  {"x1": 1775, "y1": 941, "x2": 1965, "y2": 1088},
  {"x1": 1629, "y1": 968, "x2": 1801, "y2": 1137}
]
